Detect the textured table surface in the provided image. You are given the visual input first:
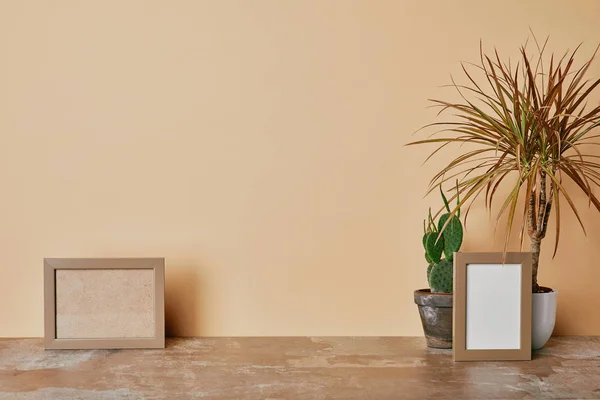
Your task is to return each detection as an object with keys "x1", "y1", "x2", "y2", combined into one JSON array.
[{"x1": 1, "y1": 337, "x2": 599, "y2": 399}]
